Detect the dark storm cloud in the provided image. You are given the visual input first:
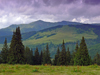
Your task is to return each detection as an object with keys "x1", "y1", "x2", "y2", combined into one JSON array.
[
  {"x1": 0, "y1": 0, "x2": 100, "y2": 28},
  {"x1": 43, "y1": 0, "x2": 75, "y2": 6},
  {"x1": 83, "y1": 0, "x2": 100, "y2": 5}
]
